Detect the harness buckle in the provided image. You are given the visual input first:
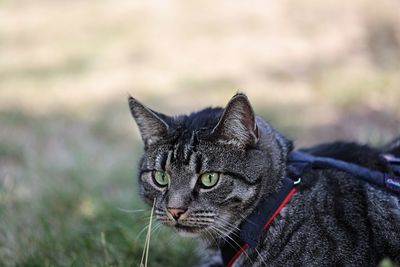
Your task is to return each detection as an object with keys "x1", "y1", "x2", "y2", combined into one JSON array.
[{"x1": 293, "y1": 177, "x2": 302, "y2": 185}]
